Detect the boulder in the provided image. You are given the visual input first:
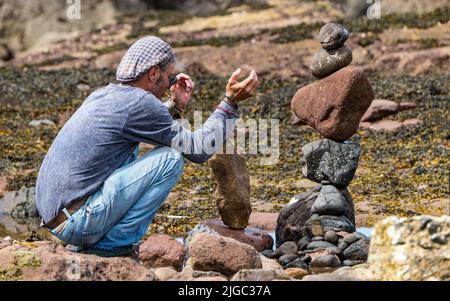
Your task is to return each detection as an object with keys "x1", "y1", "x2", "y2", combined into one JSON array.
[
  {"x1": 301, "y1": 139, "x2": 361, "y2": 188},
  {"x1": 369, "y1": 215, "x2": 450, "y2": 280},
  {"x1": 291, "y1": 66, "x2": 374, "y2": 141},
  {"x1": 188, "y1": 233, "x2": 262, "y2": 277},
  {"x1": 310, "y1": 45, "x2": 353, "y2": 78},
  {"x1": 343, "y1": 238, "x2": 370, "y2": 261},
  {"x1": 208, "y1": 154, "x2": 251, "y2": 229},
  {"x1": 275, "y1": 186, "x2": 321, "y2": 245},
  {"x1": 138, "y1": 234, "x2": 185, "y2": 271}
]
